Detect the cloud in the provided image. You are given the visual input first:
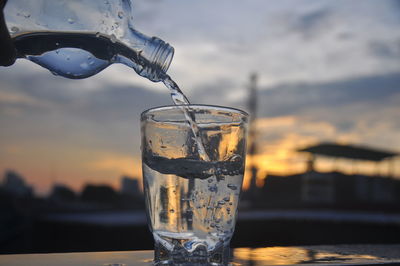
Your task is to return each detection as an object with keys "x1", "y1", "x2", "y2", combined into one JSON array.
[
  {"x1": 290, "y1": 8, "x2": 333, "y2": 39},
  {"x1": 250, "y1": 72, "x2": 400, "y2": 117}
]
